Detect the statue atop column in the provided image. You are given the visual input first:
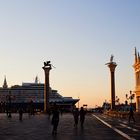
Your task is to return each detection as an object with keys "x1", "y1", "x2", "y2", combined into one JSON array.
[
  {"x1": 106, "y1": 55, "x2": 116, "y2": 65},
  {"x1": 43, "y1": 61, "x2": 52, "y2": 69},
  {"x1": 110, "y1": 55, "x2": 114, "y2": 63}
]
